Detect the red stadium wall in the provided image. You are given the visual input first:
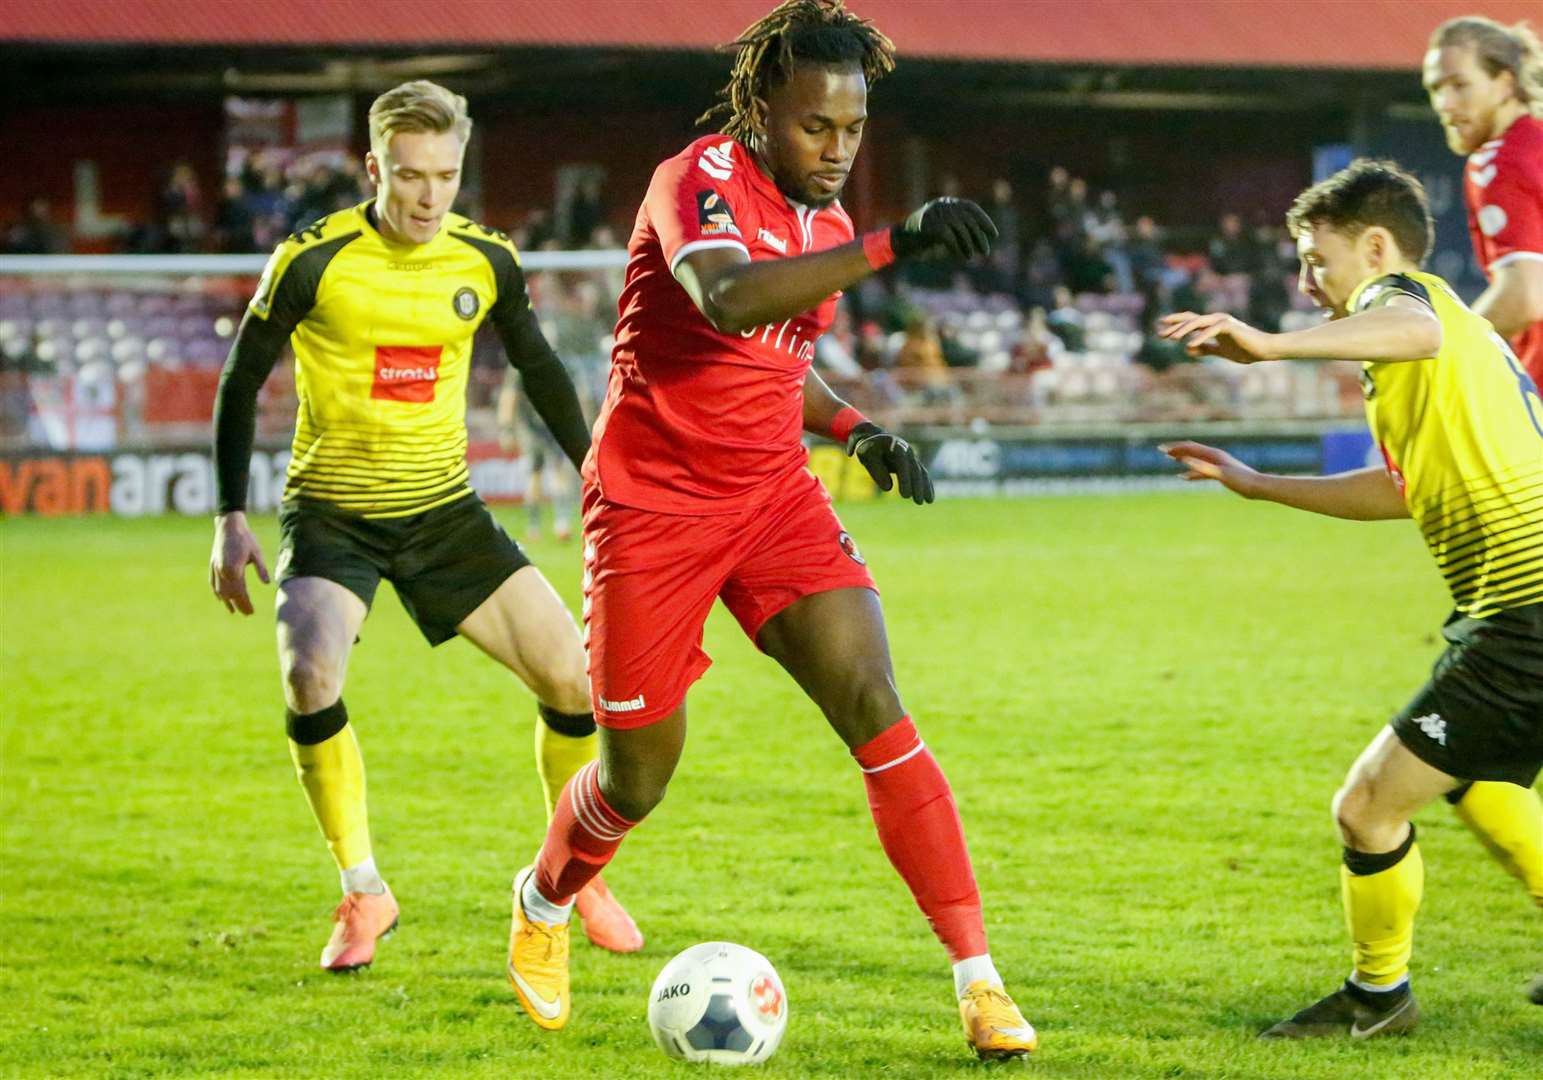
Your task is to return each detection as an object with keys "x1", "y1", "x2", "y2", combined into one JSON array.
[
  {"x1": 7, "y1": 0, "x2": 1540, "y2": 70},
  {"x1": 0, "y1": 104, "x2": 223, "y2": 252}
]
